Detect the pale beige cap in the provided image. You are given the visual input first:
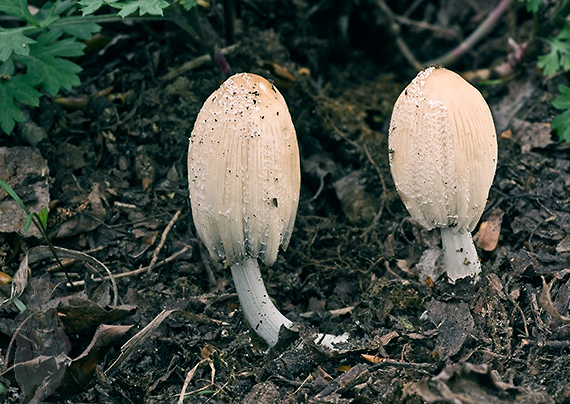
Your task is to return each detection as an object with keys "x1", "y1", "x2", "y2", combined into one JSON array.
[
  {"x1": 388, "y1": 67, "x2": 497, "y2": 232},
  {"x1": 188, "y1": 73, "x2": 300, "y2": 266}
]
